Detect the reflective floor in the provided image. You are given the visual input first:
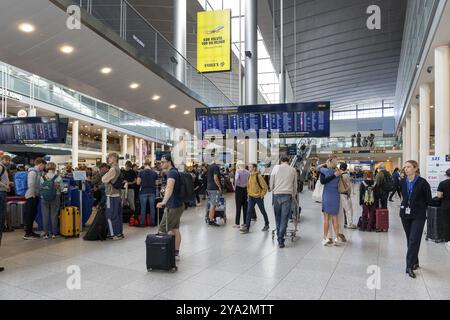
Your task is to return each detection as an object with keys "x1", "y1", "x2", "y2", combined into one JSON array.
[{"x1": 1, "y1": 188, "x2": 449, "y2": 300}]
